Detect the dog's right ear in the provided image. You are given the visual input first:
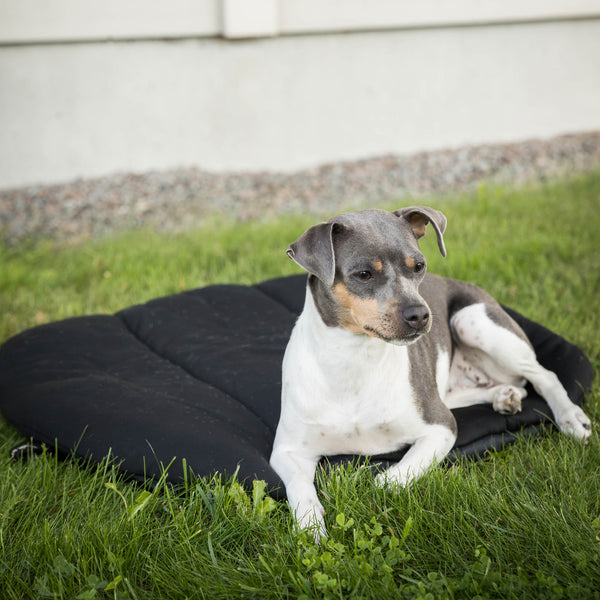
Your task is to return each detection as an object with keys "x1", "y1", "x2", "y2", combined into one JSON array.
[{"x1": 287, "y1": 222, "x2": 344, "y2": 286}]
